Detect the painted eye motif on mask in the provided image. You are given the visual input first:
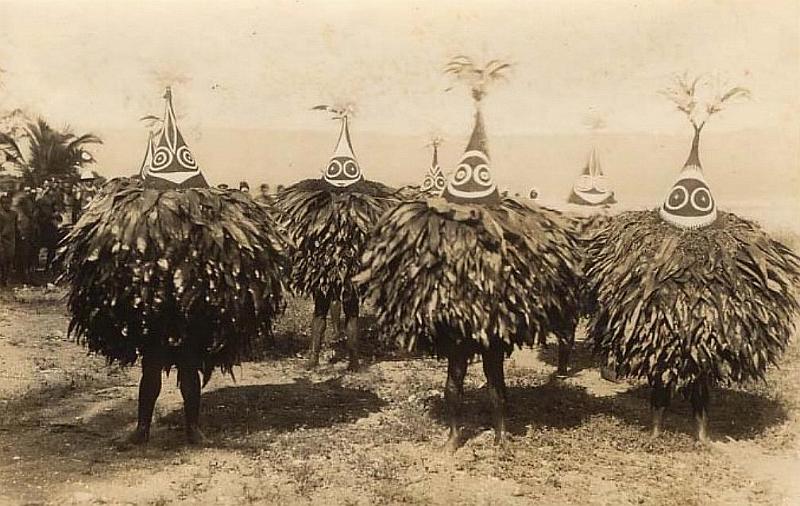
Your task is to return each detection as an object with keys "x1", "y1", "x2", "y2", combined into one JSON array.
[
  {"x1": 659, "y1": 169, "x2": 717, "y2": 229},
  {"x1": 662, "y1": 177, "x2": 714, "y2": 217},
  {"x1": 434, "y1": 175, "x2": 446, "y2": 191},
  {"x1": 575, "y1": 175, "x2": 593, "y2": 192},
  {"x1": 326, "y1": 159, "x2": 343, "y2": 178},
  {"x1": 444, "y1": 150, "x2": 499, "y2": 201},
  {"x1": 324, "y1": 156, "x2": 362, "y2": 187},
  {"x1": 475, "y1": 165, "x2": 493, "y2": 187},
  {"x1": 421, "y1": 176, "x2": 434, "y2": 191},
  {"x1": 343, "y1": 159, "x2": 359, "y2": 178},
  {"x1": 593, "y1": 175, "x2": 609, "y2": 193},
  {"x1": 691, "y1": 187, "x2": 713, "y2": 212},
  {"x1": 453, "y1": 164, "x2": 473, "y2": 185},
  {"x1": 665, "y1": 186, "x2": 689, "y2": 211}
]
